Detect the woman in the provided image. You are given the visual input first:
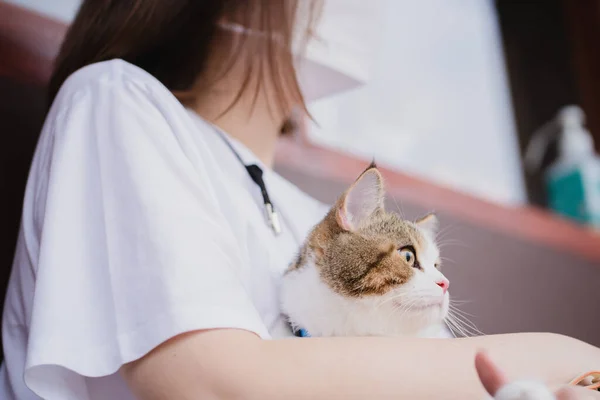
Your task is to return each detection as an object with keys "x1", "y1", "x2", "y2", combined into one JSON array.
[{"x1": 0, "y1": 1, "x2": 598, "y2": 399}]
